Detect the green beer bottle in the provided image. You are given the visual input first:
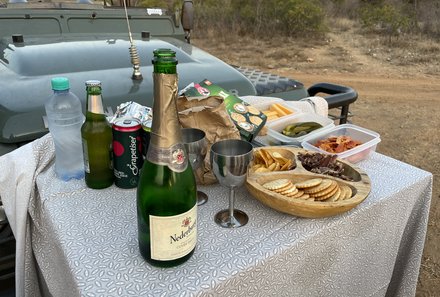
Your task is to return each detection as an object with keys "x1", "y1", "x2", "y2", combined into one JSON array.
[
  {"x1": 81, "y1": 80, "x2": 114, "y2": 189},
  {"x1": 136, "y1": 49, "x2": 197, "y2": 267}
]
